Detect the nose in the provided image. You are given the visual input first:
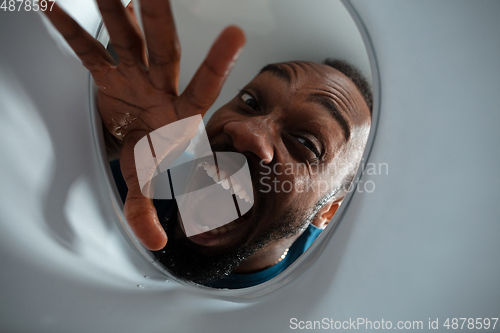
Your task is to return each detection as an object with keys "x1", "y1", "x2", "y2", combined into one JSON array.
[{"x1": 223, "y1": 117, "x2": 275, "y2": 164}]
